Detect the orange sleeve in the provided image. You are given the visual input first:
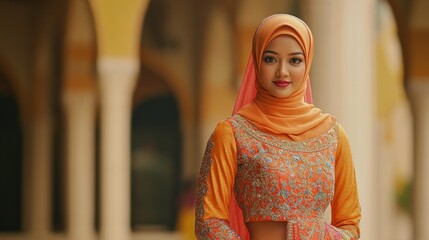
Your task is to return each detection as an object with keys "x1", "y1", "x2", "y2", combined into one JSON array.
[
  {"x1": 195, "y1": 121, "x2": 242, "y2": 239},
  {"x1": 326, "y1": 124, "x2": 361, "y2": 239}
]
